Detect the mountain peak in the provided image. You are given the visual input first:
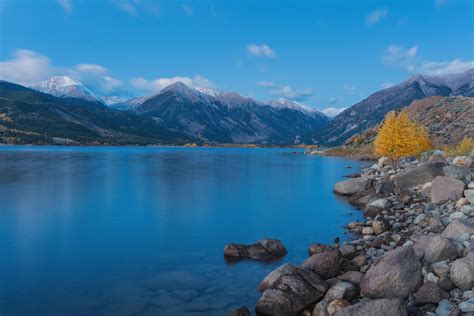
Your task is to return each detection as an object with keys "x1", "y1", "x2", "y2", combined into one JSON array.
[{"x1": 31, "y1": 76, "x2": 99, "y2": 101}]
